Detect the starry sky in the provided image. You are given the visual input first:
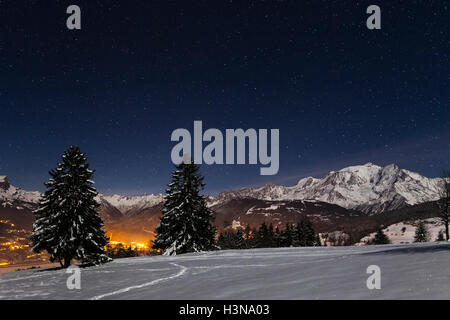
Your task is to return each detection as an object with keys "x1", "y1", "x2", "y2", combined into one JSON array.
[{"x1": 0, "y1": 0, "x2": 448, "y2": 195}]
